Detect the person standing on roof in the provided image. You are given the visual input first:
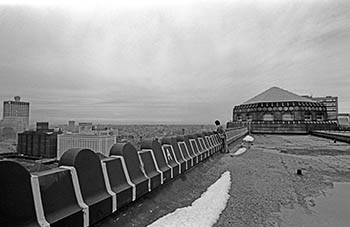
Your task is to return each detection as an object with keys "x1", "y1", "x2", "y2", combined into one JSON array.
[{"x1": 215, "y1": 120, "x2": 227, "y2": 153}]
